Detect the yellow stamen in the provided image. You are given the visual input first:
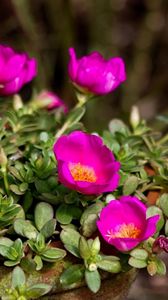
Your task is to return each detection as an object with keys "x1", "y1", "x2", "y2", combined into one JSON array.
[
  {"x1": 106, "y1": 223, "x2": 141, "y2": 241},
  {"x1": 69, "y1": 162, "x2": 97, "y2": 183}
]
